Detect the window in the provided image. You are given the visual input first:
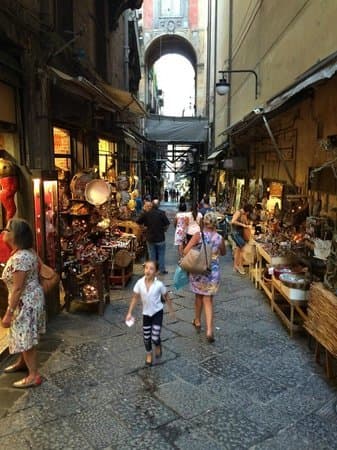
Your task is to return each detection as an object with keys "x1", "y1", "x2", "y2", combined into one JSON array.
[
  {"x1": 53, "y1": 127, "x2": 72, "y2": 172},
  {"x1": 160, "y1": 0, "x2": 182, "y2": 17}
]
